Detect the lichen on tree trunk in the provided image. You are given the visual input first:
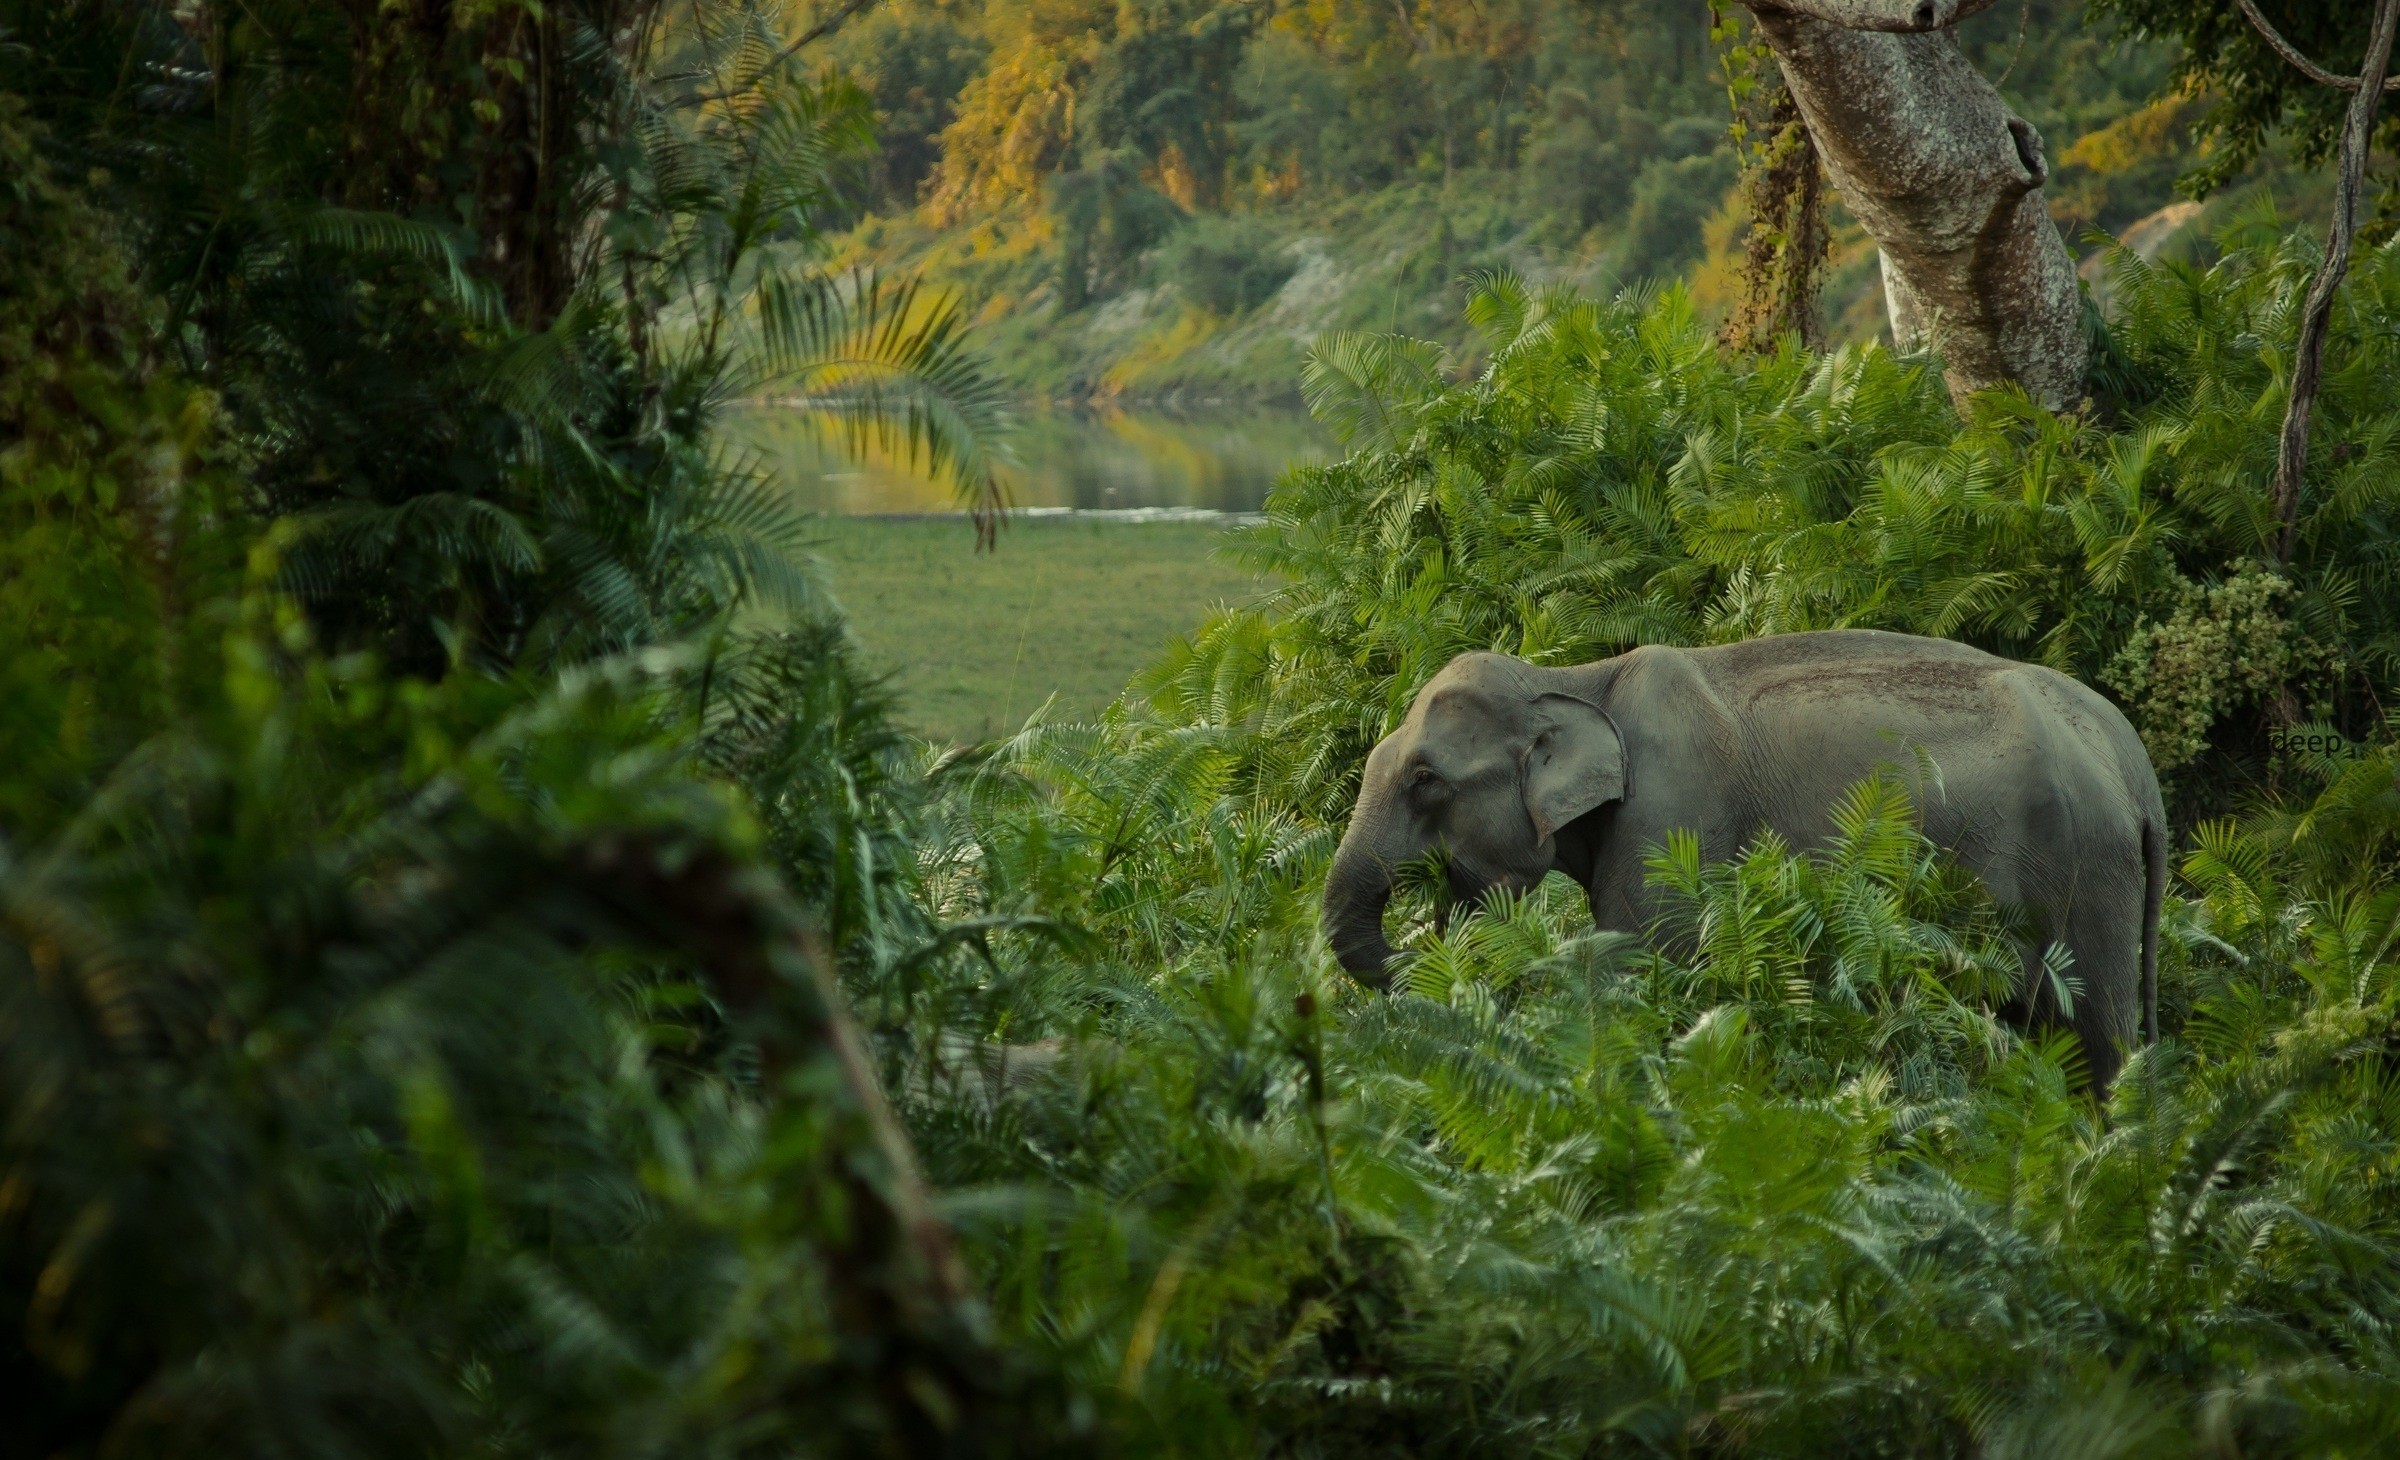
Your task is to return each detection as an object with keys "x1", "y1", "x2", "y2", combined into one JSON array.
[
  {"x1": 1722, "y1": 82, "x2": 1831, "y2": 355},
  {"x1": 1742, "y1": 0, "x2": 2089, "y2": 410}
]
